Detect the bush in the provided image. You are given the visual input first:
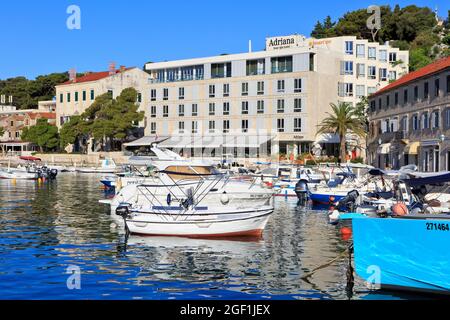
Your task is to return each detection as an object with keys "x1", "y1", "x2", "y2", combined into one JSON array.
[{"x1": 351, "y1": 157, "x2": 364, "y2": 164}]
